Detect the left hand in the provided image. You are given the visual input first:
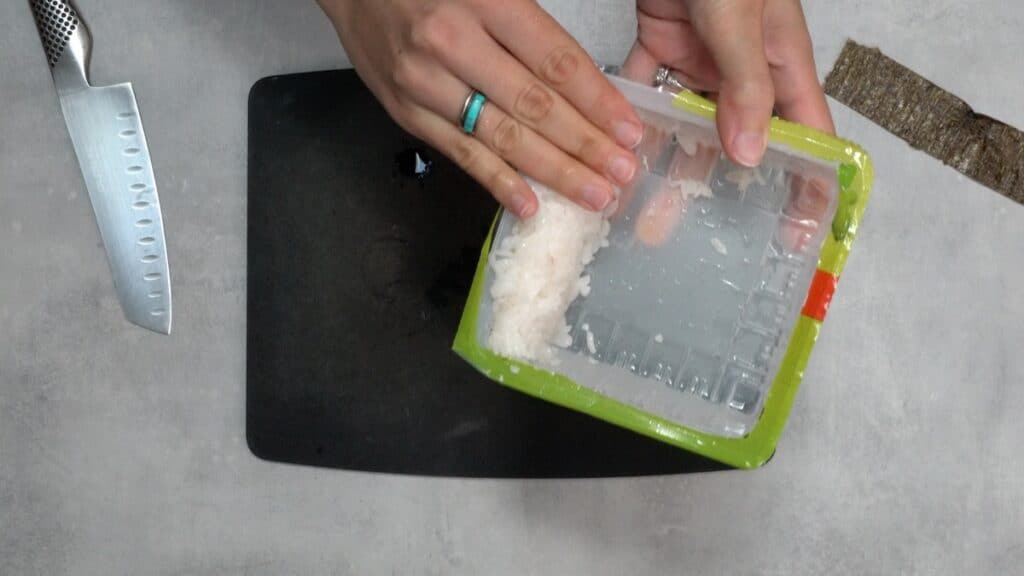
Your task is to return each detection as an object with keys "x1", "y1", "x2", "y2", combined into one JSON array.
[{"x1": 317, "y1": 0, "x2": 645, "y2": 218}]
